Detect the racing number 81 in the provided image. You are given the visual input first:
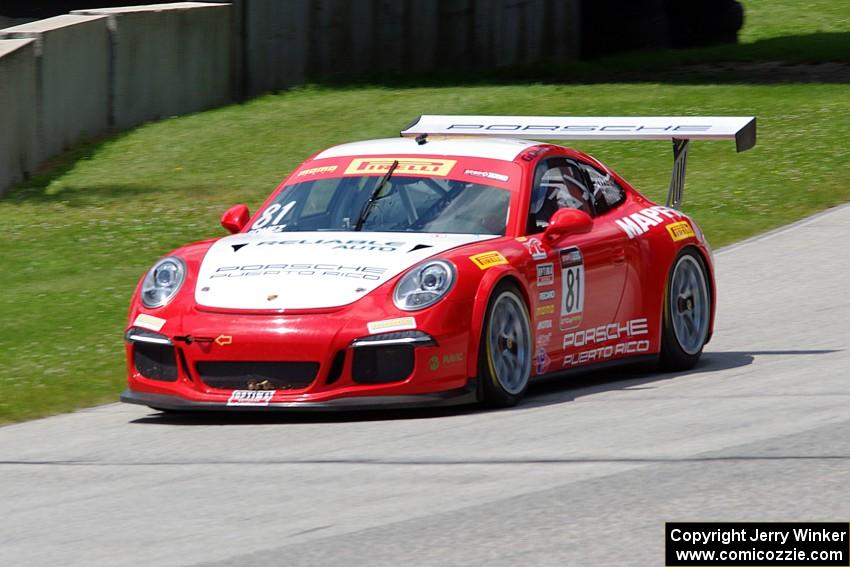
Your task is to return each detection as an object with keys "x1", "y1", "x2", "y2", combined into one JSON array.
[
  {"x1": 560, "y1": 252, "x2": 585, "y2": 318},
  {"x1": 565, "y1": 268, "x2": 581, "y2": 313}
]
